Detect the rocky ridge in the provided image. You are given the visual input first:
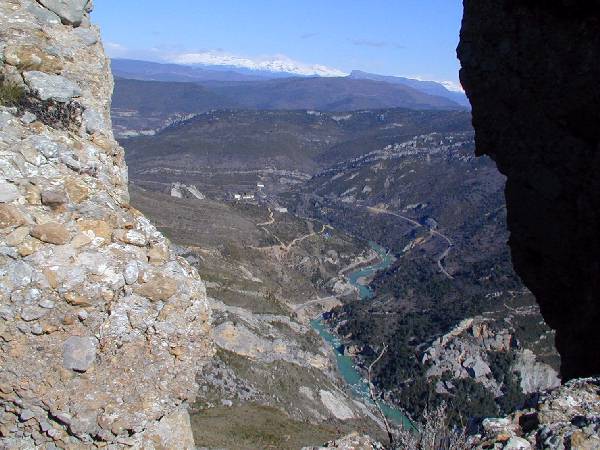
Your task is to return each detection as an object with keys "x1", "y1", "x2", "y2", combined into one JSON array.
[
  {"x1": 0, "y1": 1, "x2": 214, "y2": 448},
  {"x1": 474, "y1": 378, "x2": 600, "y2": 449},
  {"x1": 422, "y1": 316, "x2": 560, "y2": 398}
]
